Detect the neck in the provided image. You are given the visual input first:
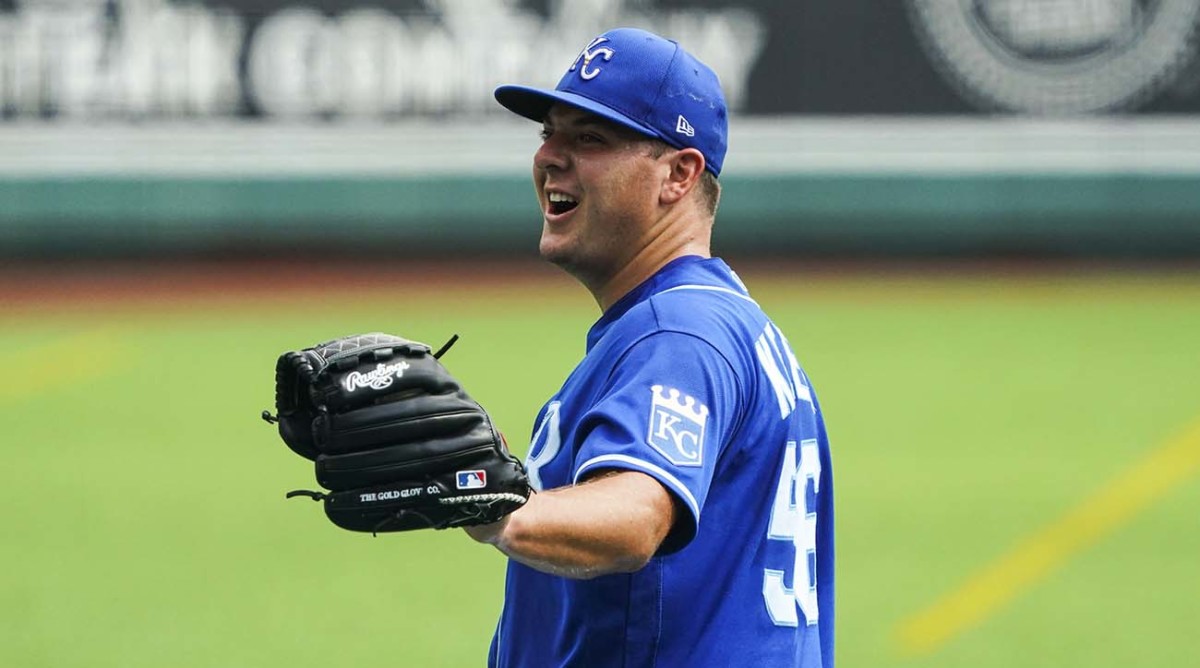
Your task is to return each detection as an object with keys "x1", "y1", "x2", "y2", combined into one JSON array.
[{"x1": 591, "y1": 212, "x2": 712, "y2": 312}]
